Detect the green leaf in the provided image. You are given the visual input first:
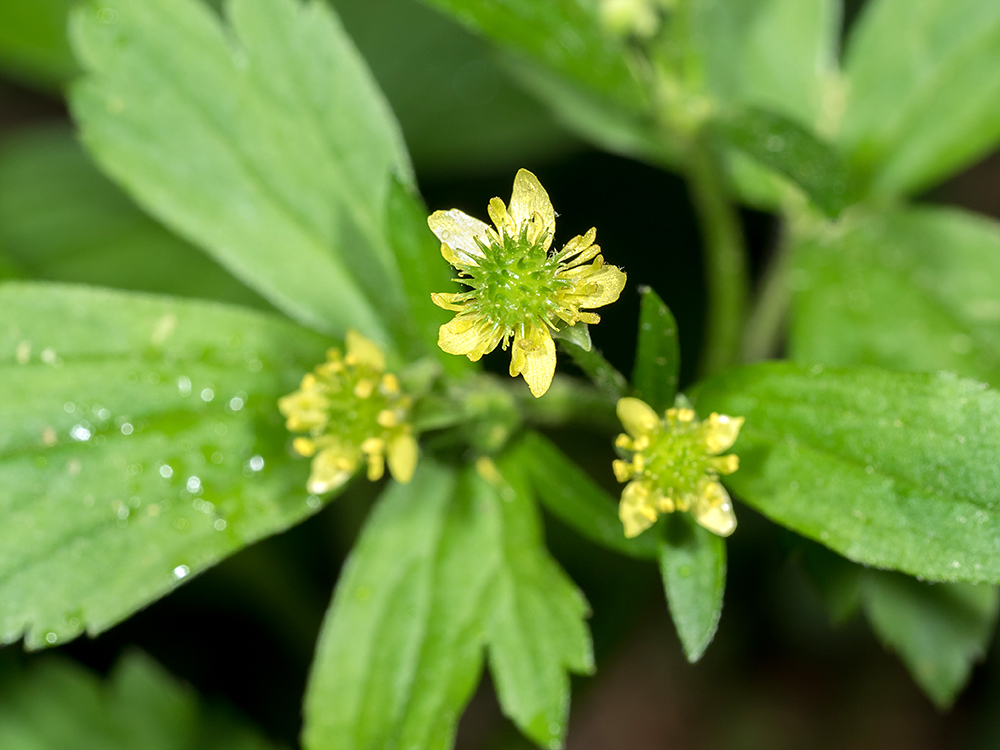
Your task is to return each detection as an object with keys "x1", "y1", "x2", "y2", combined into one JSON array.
[
  {"x1": 333, "y1": 0, "x2": 573, "y2": 176},
  {"x1": 489, "y1": 451, "x2": 594, "y2": 747},
  {"x1": 631, "y1": 285, "x2": 679, "y2": 412},
  {"x1": 658, "y1": 514, "x2": 726, "y2": 663},
  {"x1": 383, "y1": 176, "x2": 468, "y2": 375},
  {"x1": 791, "y1": 206, "x2": 1000, "y2": 386},
  {"x1": 0, "y1": 126, "x2": 269, "y2": 309},
  {"x1": 0, "y1": 282, "x2": 330, "y2": 648},
  {"x1": 713, "y1": 107, "x2": 854, "y2": 216},
  {"x1": 0, "y1": 650, "x2": 280, "y2": 749},
  {"x1": 304, "y1": 454, "x2": 593, "y2": 750},
  {"x1": 0, "y1": 0, "x2": 78, "y2": 91},
  {"x1": 731, "y1": 0, "x2": 841, "y2": 128},
  {"x1": 70, "y1": 0, "x2": 415, "y2": 352},
  {"x1": 419, "y1": 0, "x2": 645, "y2": 112},
  {"x1": 303, "y1": 461, "x2": 492, "y2": 750},
  {"x1": 516, "y1": 432, "x2": 656, "y2": 560},
  {"x1": 693, "y1": 362, "x2": 1000, "y2": 584},
  {"x1": 861, "y1": 572, "x2": 999, "y2": 708},
  {"x1": 840, "y1": 0, "x2": 1000, "y2": 197}
]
